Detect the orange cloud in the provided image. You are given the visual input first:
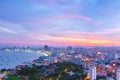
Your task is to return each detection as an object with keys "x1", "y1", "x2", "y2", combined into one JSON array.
[{"x1": 29, "y1": 32, "x2": 120, "y2": 46}]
